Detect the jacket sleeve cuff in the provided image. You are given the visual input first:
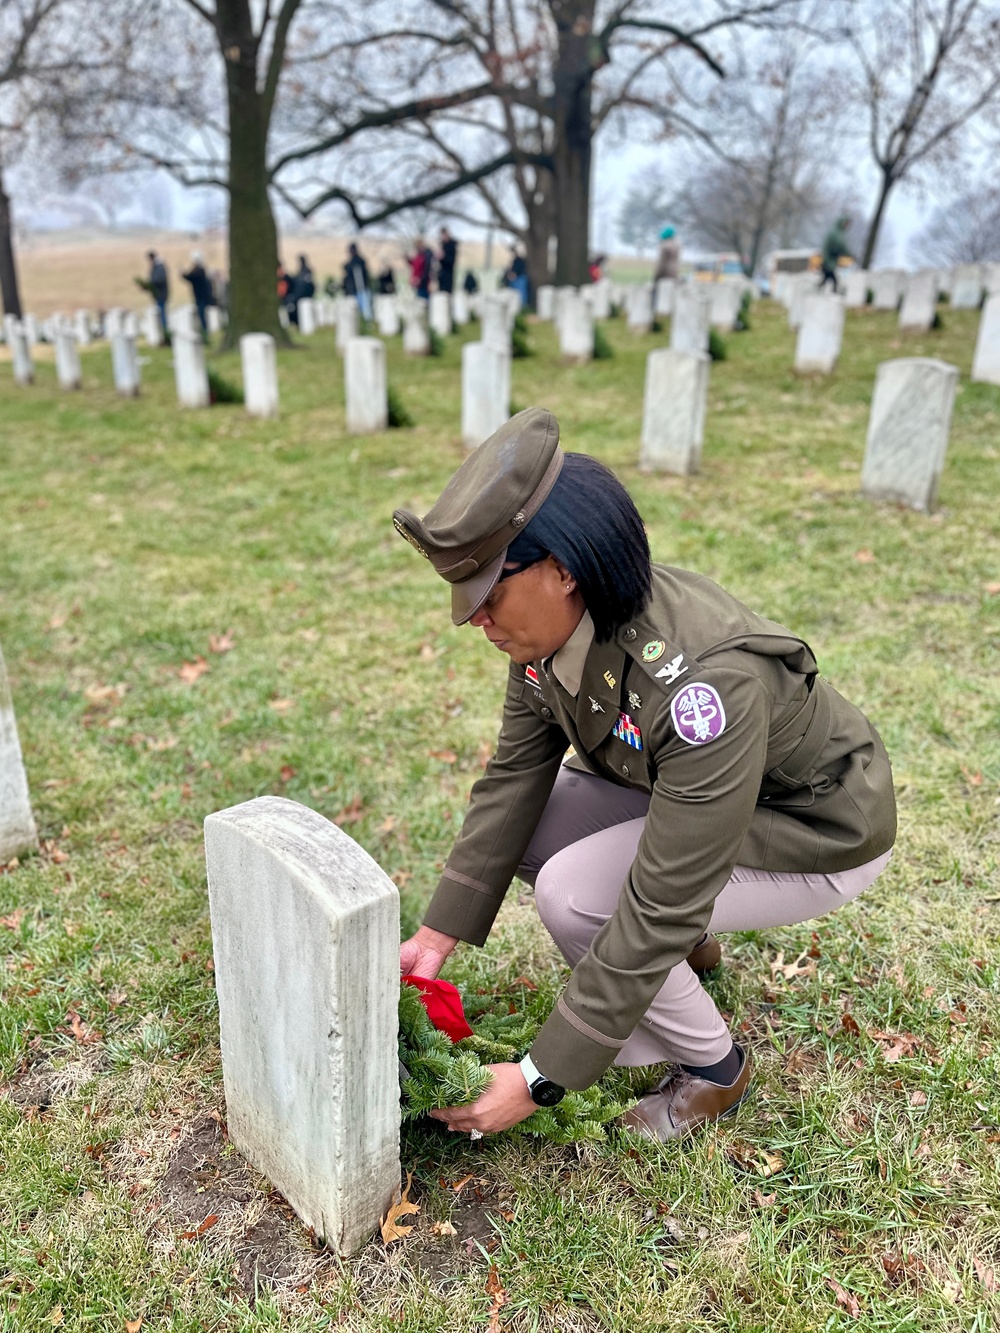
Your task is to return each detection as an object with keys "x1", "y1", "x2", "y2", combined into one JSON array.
[
  {"x1": 527, "y1": 995, "x2": 626, "y2": 1090},
  {"x1": 421, "y1": 873, "x2": 504, "y2": 947}
]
